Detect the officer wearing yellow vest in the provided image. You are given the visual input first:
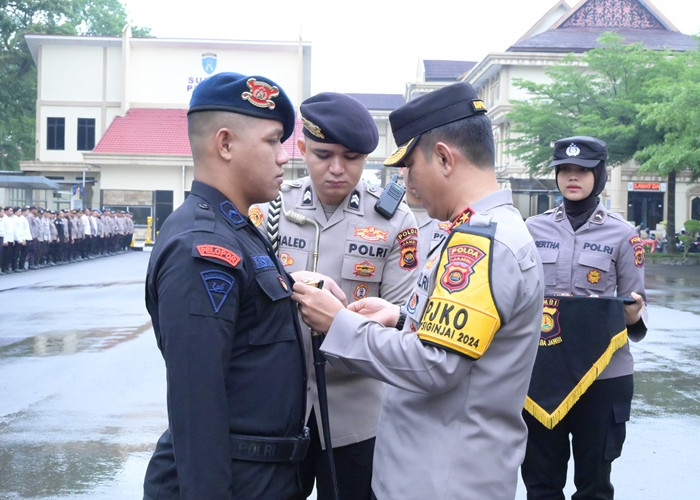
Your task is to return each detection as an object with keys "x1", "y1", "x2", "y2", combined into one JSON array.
[
  {"x1": 251, "y1": 92, "x2": 419, "y2": 500},
  {"x1": 292, "y1": 82, "x2": 545, "y2": 499}
]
